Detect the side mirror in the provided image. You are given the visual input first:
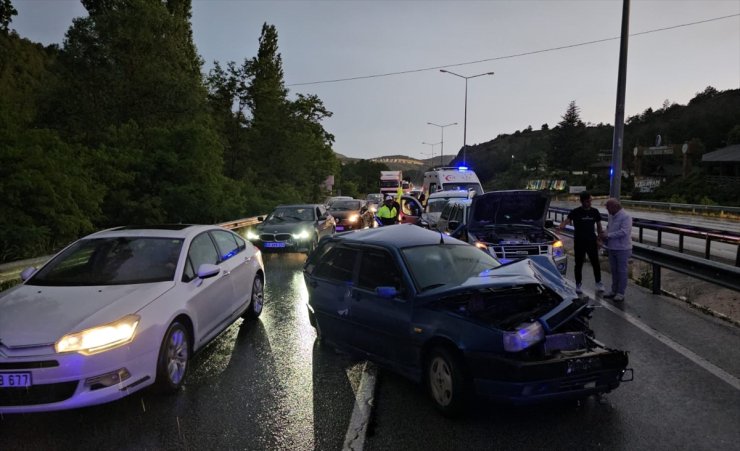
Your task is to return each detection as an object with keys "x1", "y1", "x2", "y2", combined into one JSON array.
[
  {"x1": 448, "y1": 220, "x2": 460, "y2": 230},
  {"x1": 20, "y1": 267, "x2": 37, "y2": 281},
  {"x1": 197, "y1": 263, "x2": 221, "y2": 279},
  {"x1": 545, "y1": 219, "x2": 554, "y2": 228},
  {"x1": 320, "y1": 213, "x2": 329, "y2": 220}
]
